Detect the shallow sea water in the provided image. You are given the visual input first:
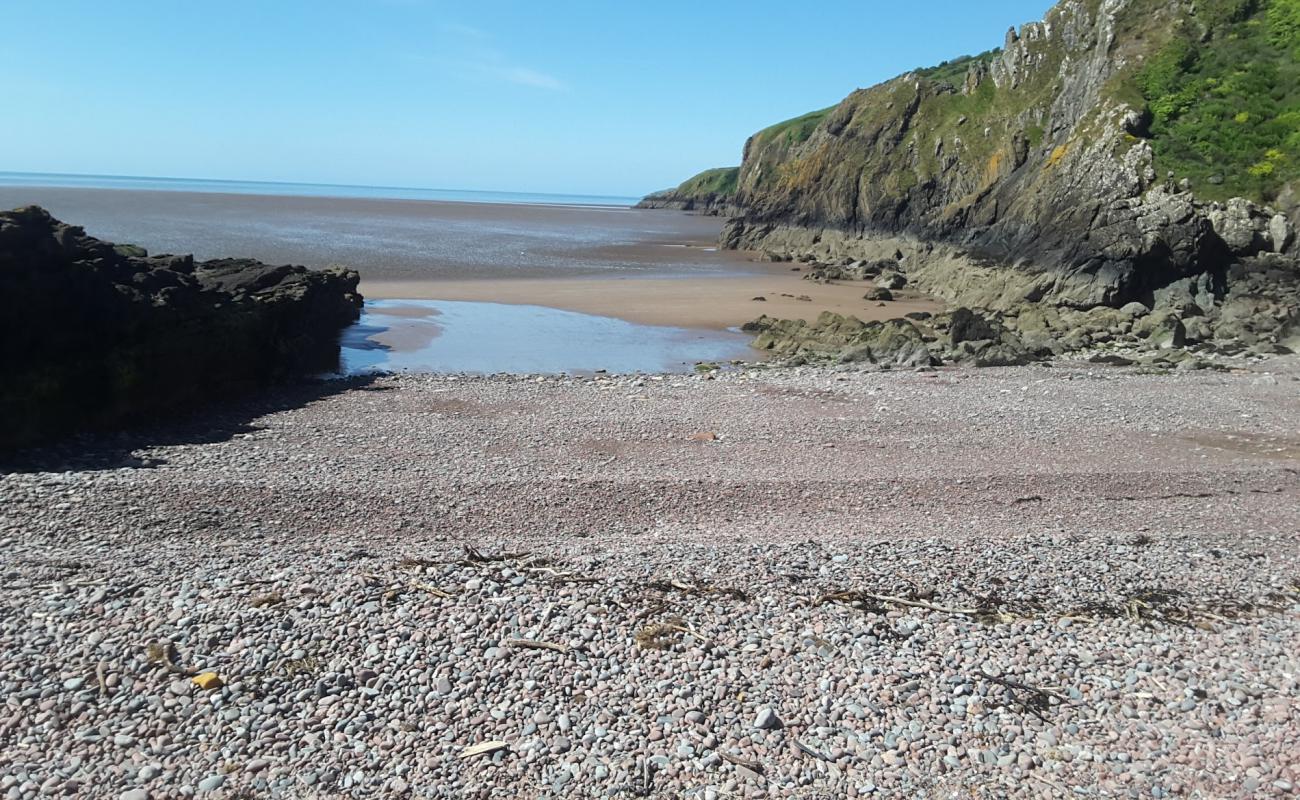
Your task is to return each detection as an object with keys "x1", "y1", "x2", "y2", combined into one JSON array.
[{"x1": 340, "y1": 299, "x2": 754, "y2": 375}]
